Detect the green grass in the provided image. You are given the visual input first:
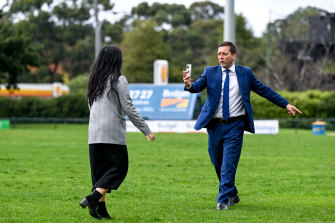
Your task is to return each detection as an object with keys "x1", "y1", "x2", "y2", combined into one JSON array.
[{"x1": 0, "y1": 125, "x2": 334, "y2": 222}]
